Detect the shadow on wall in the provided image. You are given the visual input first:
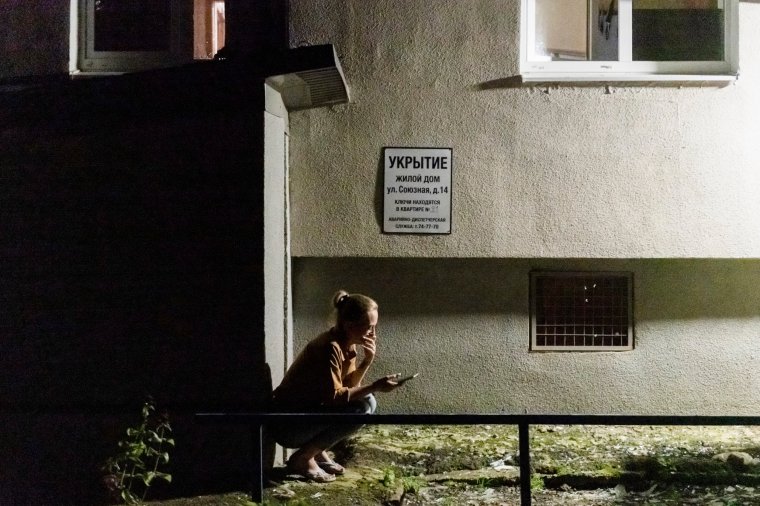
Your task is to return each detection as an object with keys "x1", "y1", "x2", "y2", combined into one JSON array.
[
  {"x1": 298, "y1": 258, "x2": 531, "y2": 317},
  {"x1": 293, "y1": 257, "x2": 760, "y2": 321}
]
